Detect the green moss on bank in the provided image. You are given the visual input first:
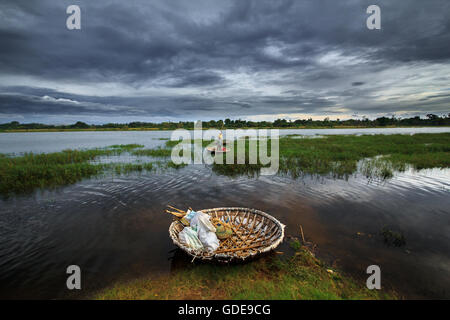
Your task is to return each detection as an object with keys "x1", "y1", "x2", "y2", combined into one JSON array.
[{"x1": 92, "y1": 246, "x2": 395, "y2": 300}]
